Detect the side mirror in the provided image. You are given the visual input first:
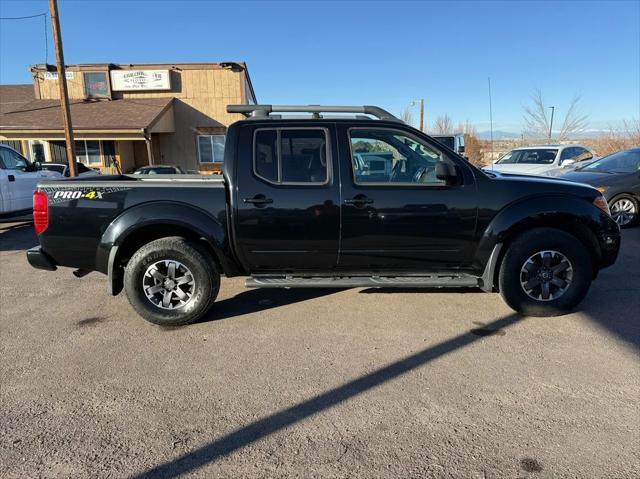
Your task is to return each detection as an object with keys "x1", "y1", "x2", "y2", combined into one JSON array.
[
  {"x1": 34, "y1": 161, "x2": 42, "y2": 171},
  {"x1": 435, "y1": 161, "x2": 458, "y2": 184},
  {"x1": 561, "y1": 159, "x2": 575, "y2": 167}
]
